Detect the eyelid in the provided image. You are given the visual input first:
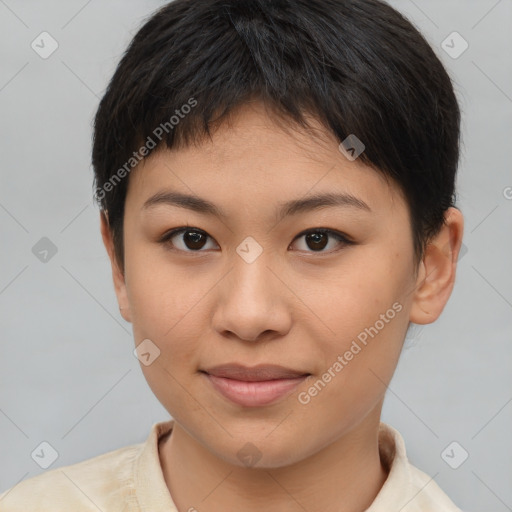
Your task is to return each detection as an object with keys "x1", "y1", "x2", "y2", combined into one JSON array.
[
  {"x1": 159, "y1": 226, "x2": 354, "y2": 253},
  {"x1": 292, "y1": 227, "x2": 354, "y2": 244},
  {"x1": 158, "y1": 227, "x2": 218, "y2": 251},
  {"x1": 289, "y1": 228, "x2": 354, "y2": 254}
]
